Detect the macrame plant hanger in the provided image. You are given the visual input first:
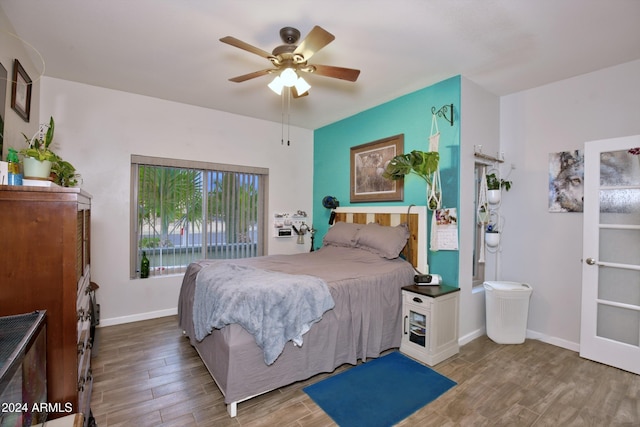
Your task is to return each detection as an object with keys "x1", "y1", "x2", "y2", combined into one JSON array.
[
  {"x1": 428, "y1": 113, "x2": 443, "y2": 251},
  {"x1": 477, "y1": 165, "x2": 489, "y2": 263}
]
